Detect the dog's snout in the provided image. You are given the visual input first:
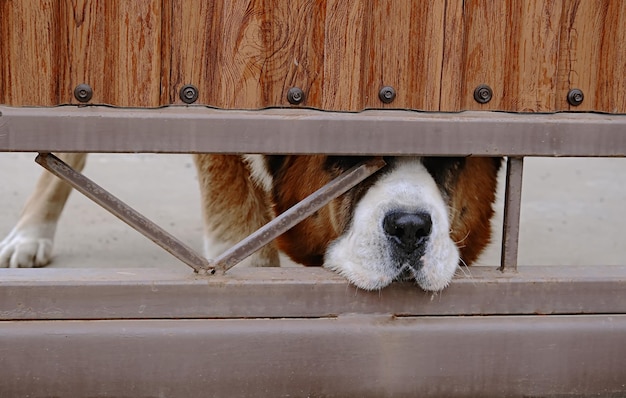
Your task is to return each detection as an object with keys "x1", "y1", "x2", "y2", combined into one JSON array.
[{"x1": 383, "y1": 211, "x2": 432, "y2": 253}]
